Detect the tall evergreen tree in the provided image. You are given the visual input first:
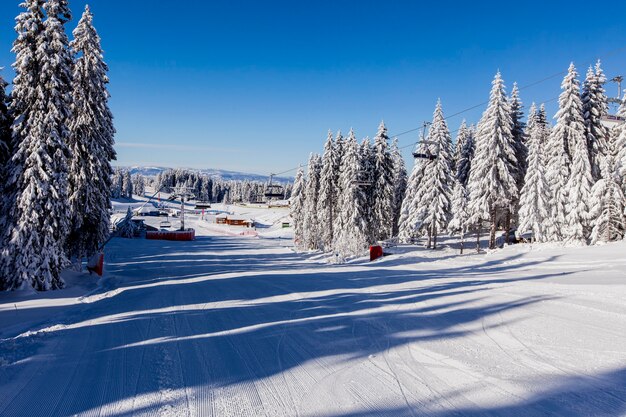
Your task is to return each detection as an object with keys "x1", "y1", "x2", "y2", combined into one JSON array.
[
  {"x1": 589, "y1": 152, "x2": 625, "y2": 244},
  {"x1": 455, "y1": 121, "x2": 475, "y2": 187},
  {"x1": 582, "y1": 61, "x2": 609, "y2": 181},
  {"x1": 290, "y1": 167, "x2": 306, "y2": 250},
  {"x1": 66, "y1": 7, "x2": 116, "y2": 261},
  {"x1": 510, "y1": 82, "x2": 528, "y2": 191},
  {"x1": 371, "y1": 121, "x2": 394, "y2": 241},
  {"x1": 417, "y1": 101, "x2": 454, "y2": 248},
  {"x1": 123, "y1": 170, "x2": 133, "y2": 198},
  {"x1": 467, "y1": 72, "x2": 518, "y2": 249},
  {"x1": 302, "y1": 153, "x2": 322, "y2": 250},
  {"x1": 398, "y1": 140, "x2": 428, "y2": 243},
  {"x1": 448, "y1": 180, "x2": 469, "y2": 252},
  {"x1": 398, "y1": 102, "x2": 454, "y2": 248},
  {"x1": 1, "y1": 0, "x2": 73, "y2": 290},
  {"x1": 564, "y1": 116, "x2": 595, "y2": 245},
  {"x1": 0, "y1": 75, "x2": 10, "y2": 172},
  {"x1": 0, "y1": 75, "x2": 11, "y2": 228},
  {"x1": 390, "y1": 137, "x2": 407, "y2": 237},
  {"x1": 335, "y1": 135, "x2": 369, "y2": 258},
  {"x1": 617, "y1": 105, "x2": 626, "y2": 195},
  {"x1": 518, "y1": 103, "x2": 550, "y2": 242},
  {"x1": 358, "y1": 136, "x2": 376, "y2": 244},
  {"x1": 545, "y1": 63, "x2": 583, "y2": 242},
  {"x1": 317, "y1": 131, "x2": 337, "y2": 250}
]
